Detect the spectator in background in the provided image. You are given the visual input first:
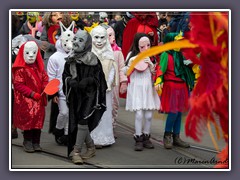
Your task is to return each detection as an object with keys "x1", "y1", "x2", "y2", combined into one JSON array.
[
  {"x1": 176, "y1": 12, "x2": 190, "y2": 35},
  {"x1": 69, "y1": 11, "x2": 87, "y2": 30},
  {"x1": 113, "y1": 12, "x2": 134, "y2": 48},
  {"x1": 158, "y1": 12, "x2": 168, "y2": 43},
  {"x1": 19, "y1": 12, "x2": 42, "y2": 39},
  {"x1": 109, "y1": 12, "x2": 122, "y2": 28}
]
